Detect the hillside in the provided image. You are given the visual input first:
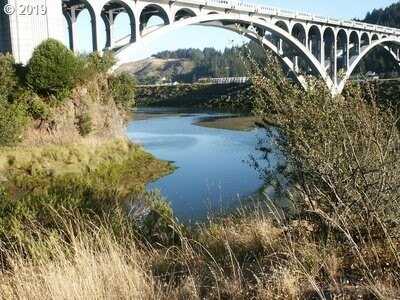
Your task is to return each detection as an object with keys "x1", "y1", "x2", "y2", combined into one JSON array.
[
  {"x1": 355, "y1": 2, "x2": 400, "y2": 75},
  {"x1": 117, "y1": 43, "x2": 265, "y2": 85},
  {"x1": 363, "y1": 2, "x2": 400, "y2": 28},
  {"x1": 117, "y1": 57, "x2": 195, "y2": 84}
]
